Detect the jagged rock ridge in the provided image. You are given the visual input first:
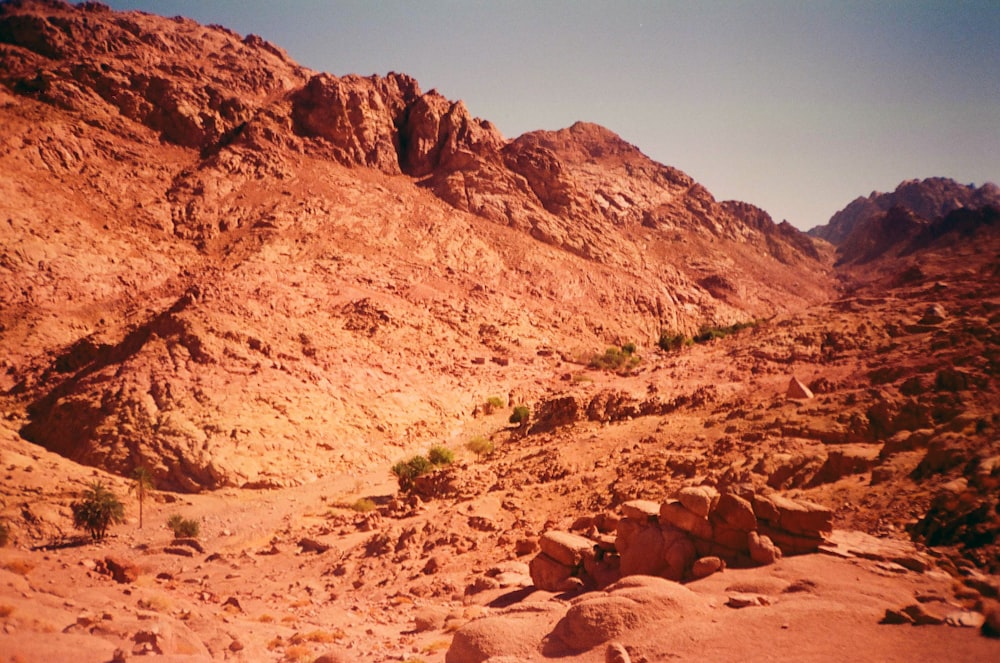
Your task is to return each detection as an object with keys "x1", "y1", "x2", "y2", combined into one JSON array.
[{"x1": 809, "y1": 177, "x2": 1000, "y2": 246}]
